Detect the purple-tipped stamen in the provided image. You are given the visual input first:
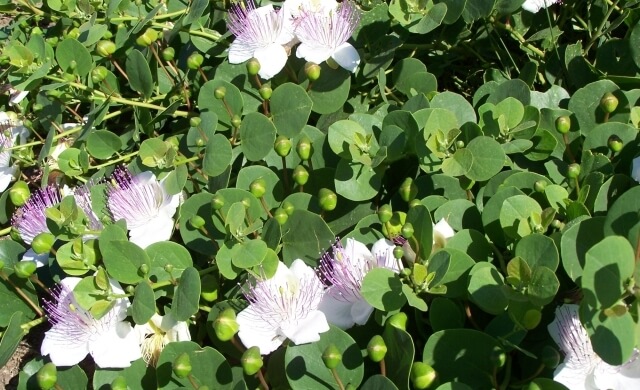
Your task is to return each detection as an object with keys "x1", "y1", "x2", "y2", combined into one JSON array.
[
  {"x1": 106, "y1": 166, "x2": 166, "y2": 228},
  {"x1": 294, "y1": 0, "x2": 360, "y2": 50},
  {"x1": 228, "y1": 0, "x2": 286, "y2": 48},
  {"x1": 12, "y1": 186, "x2": 61, "y2": 244},
  {"x1": 318, "y1": 238, "x2": 370, "y2": 303}
]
